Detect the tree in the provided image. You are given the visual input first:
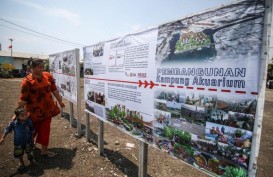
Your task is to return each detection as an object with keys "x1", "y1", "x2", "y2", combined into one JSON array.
[
  {"x1": 44, "y1": 59, "x2": 50, "y2": 71},
  {"x1": 0, "y1": 63, "x2": 15, "y2": 78}
]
